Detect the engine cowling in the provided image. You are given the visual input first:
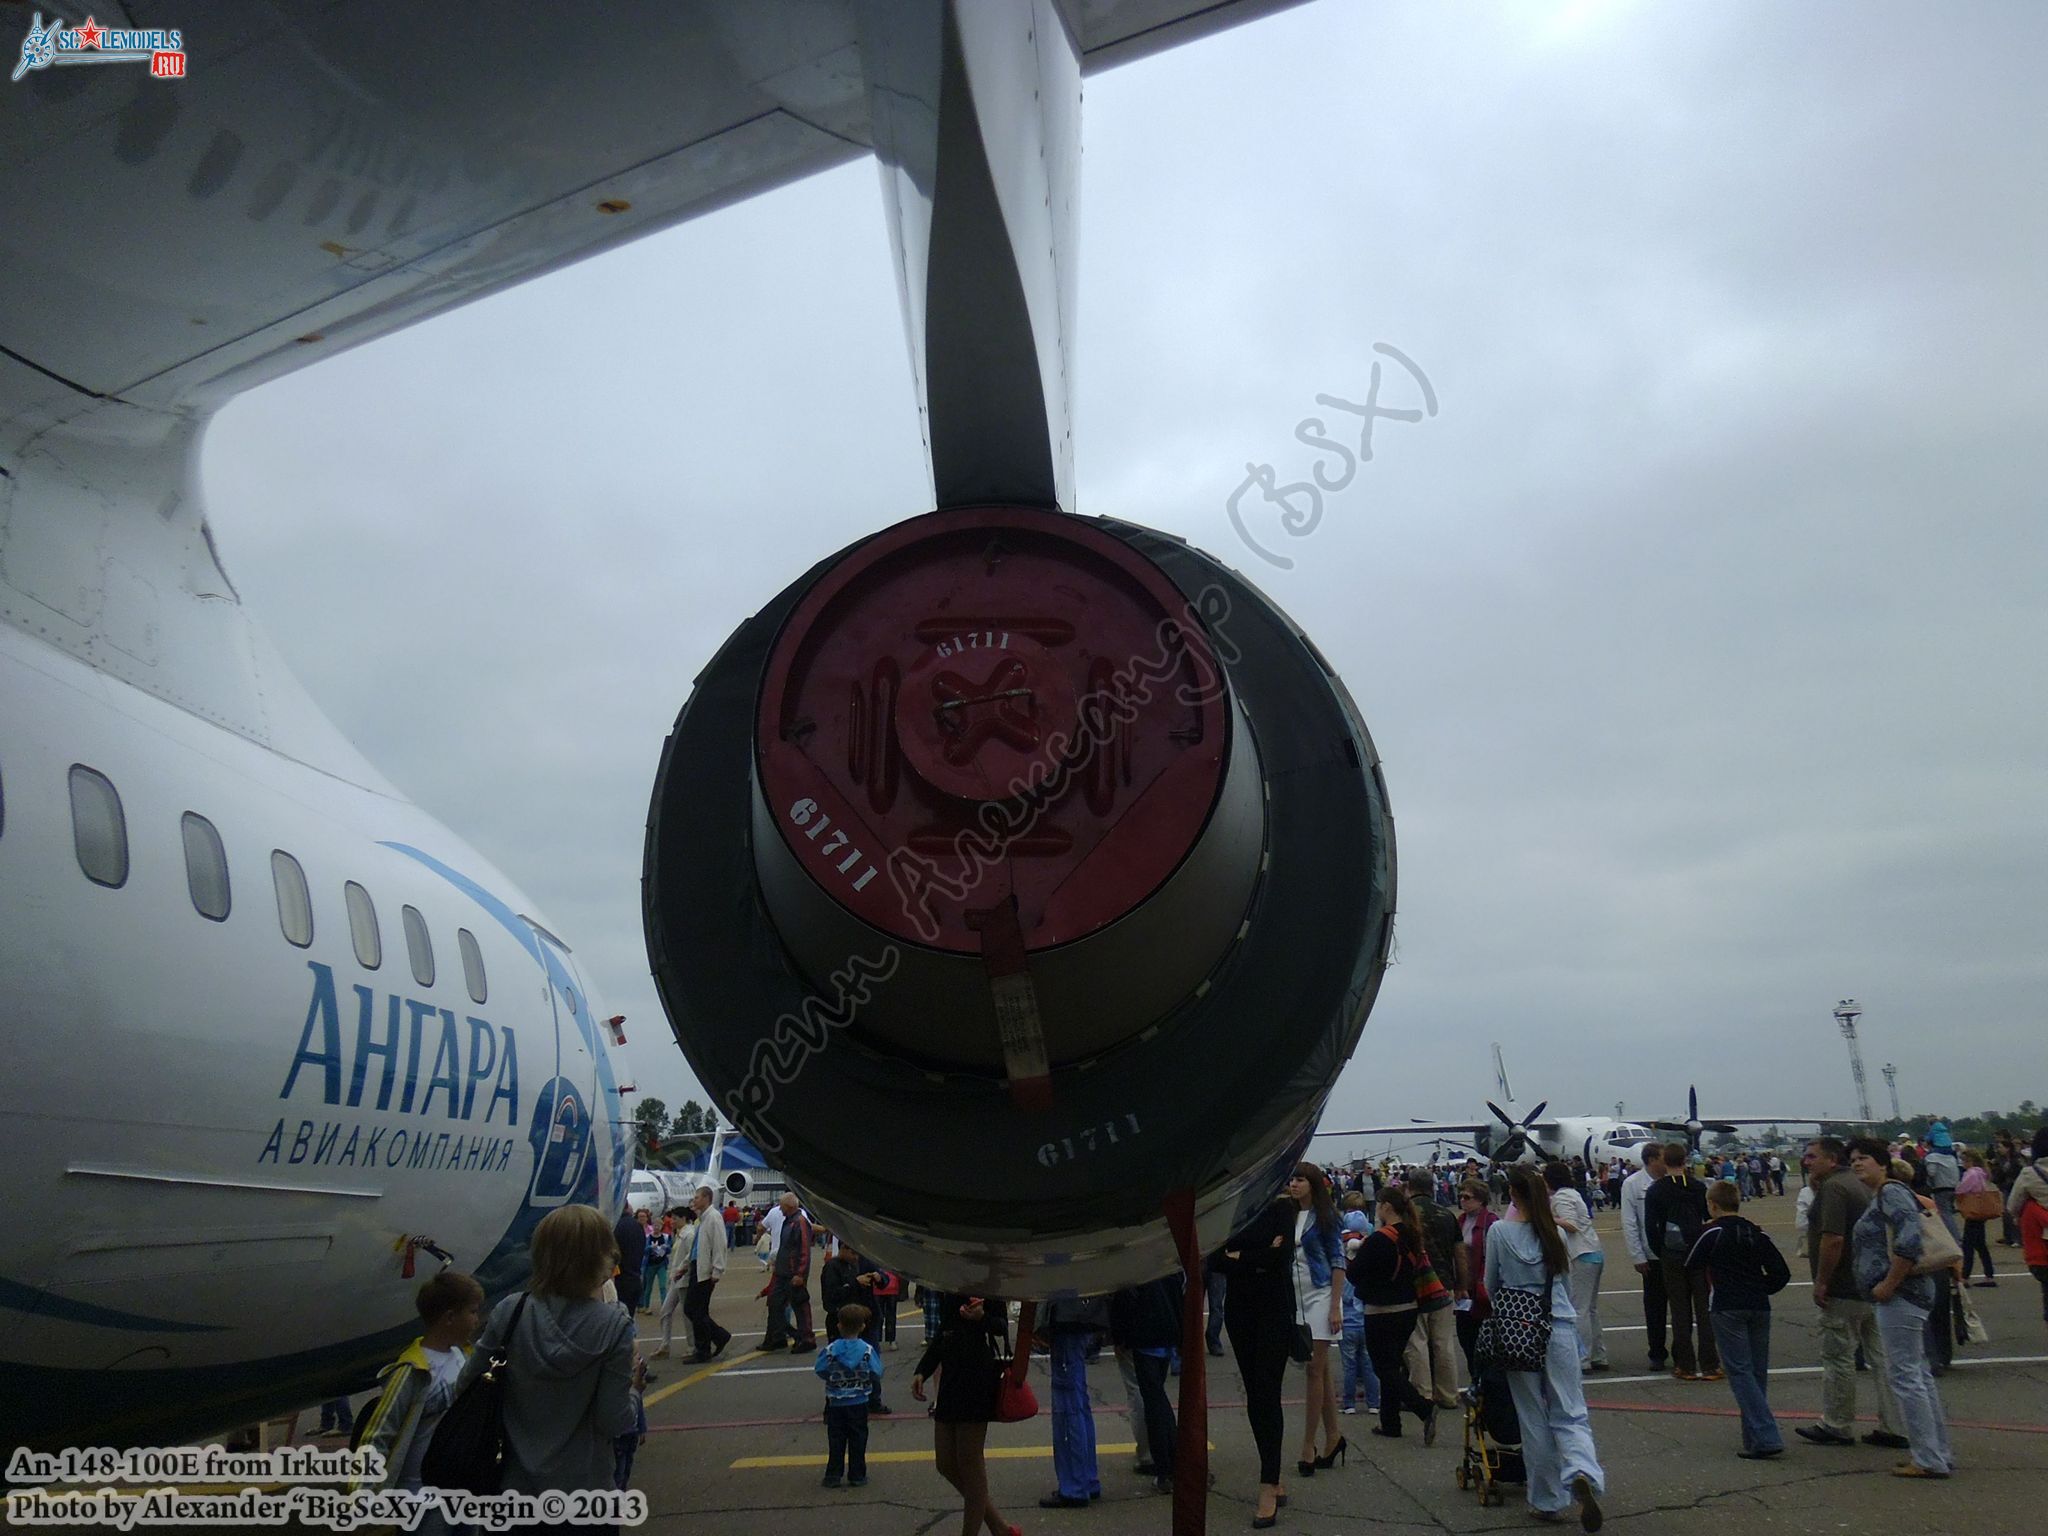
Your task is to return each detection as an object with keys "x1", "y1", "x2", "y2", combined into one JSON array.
[{"x1": 645, "y1": 507, "x2": 1394, "y2": 1294}]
